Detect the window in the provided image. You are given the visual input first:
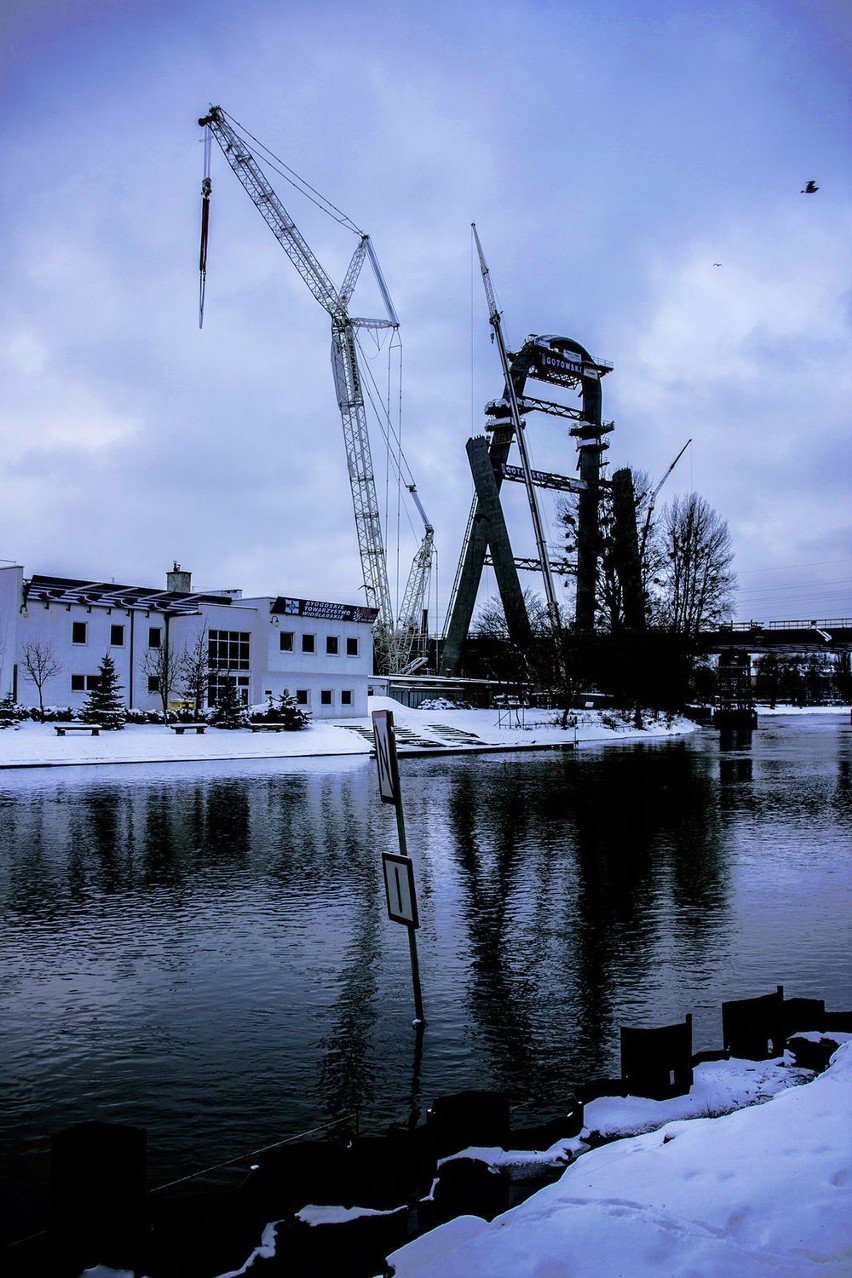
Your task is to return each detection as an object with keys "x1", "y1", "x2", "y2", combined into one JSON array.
[
  {"x1": 326, "y1": 635, "x2": 339, "y2": 655},
  {"x1": 320, "y1": 689, "x2": 333, "y2": 706},
  {"x1": 208, "y1": 630, "x2": 250, "y2": 670},
  {"x1": 85, "y1": 675, "x2": 100, "y2": 691},
  {"x1": 346, "y1": 637, "x2": 359, "y2": 656},
  {"x1": 207, "y1": 674, "x2": 250, "y2": 706},
  {"x1": 296, "y1": 689, "x2": 309, "y2": 705},
  {"x1": 341, "y1": 689, "x2": 353, "y2": 707},
  {"x1": 71, "y1": 674, "x2": 85, "y2": 692},
  {"x1": 110, "y1": 624, "x2": 125, "y2": 646},
  {"x1": 301, "y1": 634, "x2": 315, "y2": 654},
  {"x1": 148, "y1": 626, "x2": 162, "y2": 649},
  {"x1": 279, "y1": 631, "x2": 294, "y2": 653},
  {"x1": 148, "y1": 675, "x2": 160, "y2": 693},
  {"x1": 72, "y1": 621, "x2": 87, "y2": 645}
]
